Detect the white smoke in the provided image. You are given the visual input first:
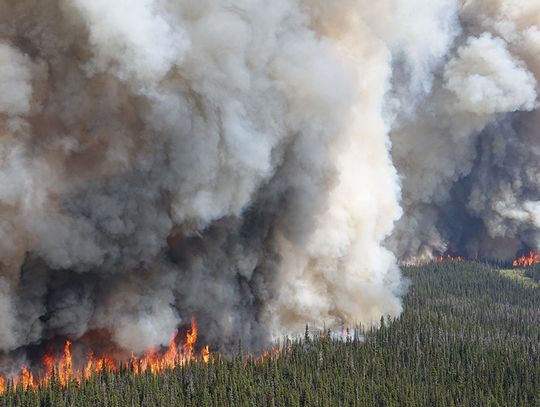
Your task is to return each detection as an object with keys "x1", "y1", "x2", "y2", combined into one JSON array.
[
  {"x1": 0, "y1": 0, "x2": 537, "y2": 359},
  {"x1": 445, "y1": 34, "x2": 536, "y2": 115}
]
